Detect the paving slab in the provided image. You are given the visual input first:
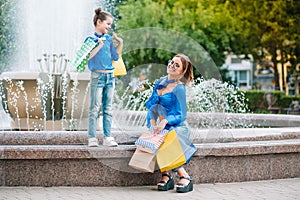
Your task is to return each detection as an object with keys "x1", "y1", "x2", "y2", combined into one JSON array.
[{"x1": 0, "y1": 178, "x2": 299, "y2": 200}]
